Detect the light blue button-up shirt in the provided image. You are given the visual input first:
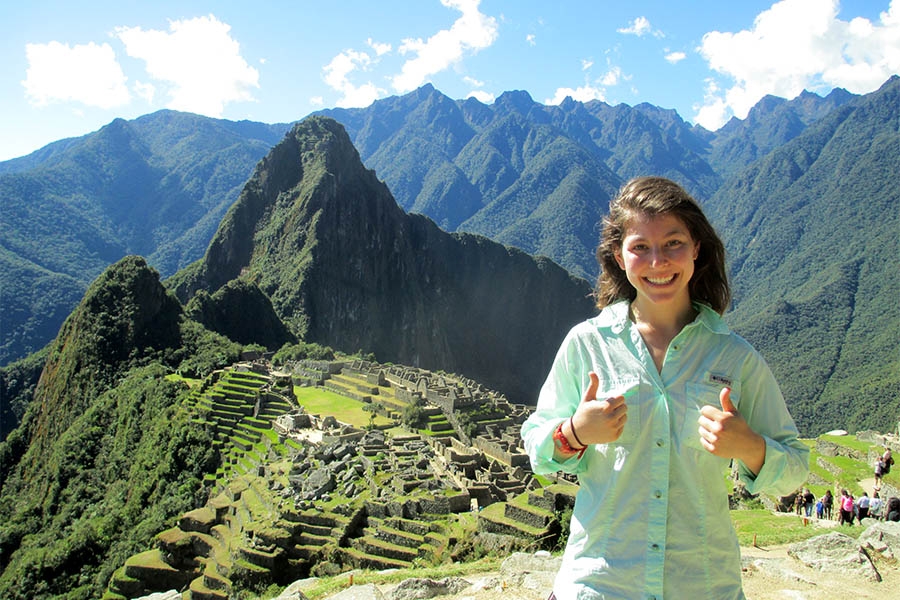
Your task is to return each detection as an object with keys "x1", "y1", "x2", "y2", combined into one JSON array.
[{"x1": 522, "y1": 301, "x2": 809, "y2": 599}]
